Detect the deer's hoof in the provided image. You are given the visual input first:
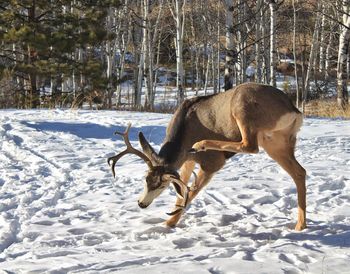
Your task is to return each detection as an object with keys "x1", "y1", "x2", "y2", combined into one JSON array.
[
  {"x1": 294, "y1": 222, "x2": 307, "y2": 231},
  {"x1": 165, "y1": 214, "x2": 182, "y2": 227},
  {"x1": 191, "y1": 141, "x2": 207, "y2": 152},
  {"x1": 165, "y1": 219, "x2": 178, "y2": 228}
]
